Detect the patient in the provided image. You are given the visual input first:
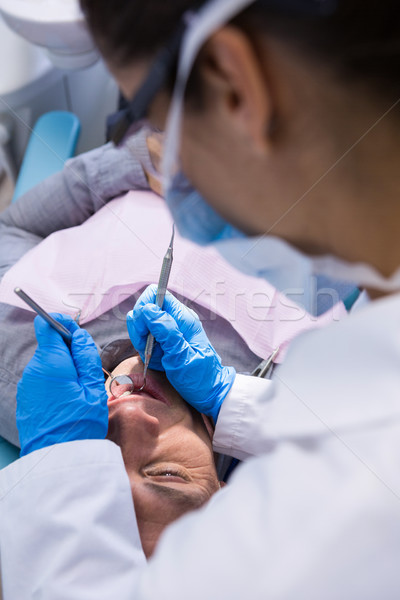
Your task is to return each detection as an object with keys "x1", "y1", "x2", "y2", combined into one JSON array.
[
  {"x1": 104, "y1": 348, "x2": 220, "y2": 557},
  {"x1": 0, "y1": 130, "x2": 345, "y2": 453},
  {"x1": 0, "y1": 133, "x2": 261, "y2": 448}
]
